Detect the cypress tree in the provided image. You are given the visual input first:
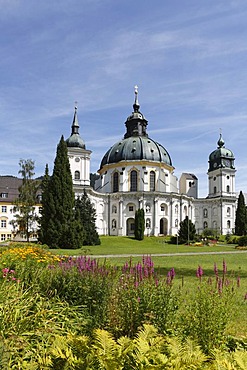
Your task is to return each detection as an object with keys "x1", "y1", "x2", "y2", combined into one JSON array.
[
  {"x1": 178, "y1": 216, "x2": 196, "y2": 244},
  {"x1": 75, "y1": 189, "x2": 100, "y2": 245},
  {"x1": 134, "y1": 208, "x2": 145, "y2": 240},
  {"x1": 40, "y1": 136, "x2": 83, "y2": 248},
  {"x1": 235, "y1": 191, "x2": 247, "y2": 236}
]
